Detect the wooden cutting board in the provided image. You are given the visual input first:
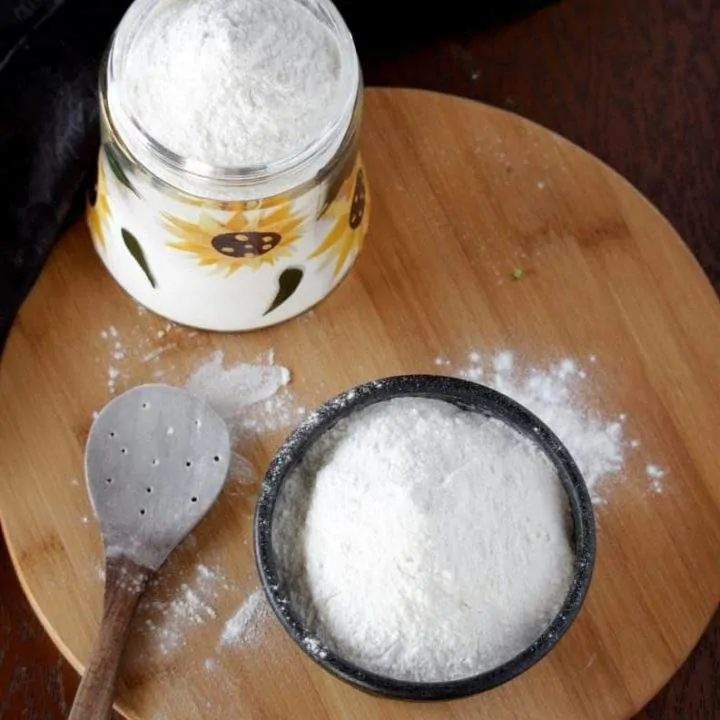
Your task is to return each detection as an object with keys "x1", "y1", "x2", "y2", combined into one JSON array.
[{"x1": 0, "y1": 88, "x2": 718, "y2": 720}]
